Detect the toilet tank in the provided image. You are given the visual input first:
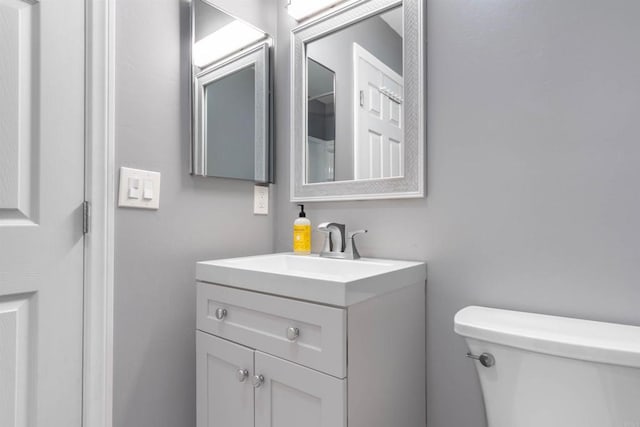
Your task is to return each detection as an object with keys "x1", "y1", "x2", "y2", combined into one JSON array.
[{"x1": 454, "y1": 306, "x2": 640, "y2": 427}]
